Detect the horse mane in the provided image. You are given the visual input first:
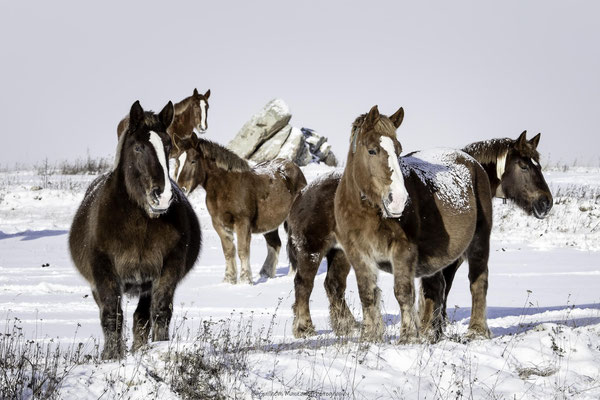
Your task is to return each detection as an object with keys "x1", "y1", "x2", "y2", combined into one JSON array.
[
  {"x1": 350, "y1": 113, "x2": 396, "y2": 153},
  {"x1": 197, "y1": 138, "x2": 251, "y2": 172},
  {"x1": 463, "y1": 137, "x2": 540, "y2": 180},
  {"x1": 174, "y1": 95, "x2": 195, "y2": 115},
  {"x1": 113, "y1": 112, "x2": 163, "y2": 170}
]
